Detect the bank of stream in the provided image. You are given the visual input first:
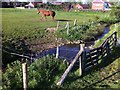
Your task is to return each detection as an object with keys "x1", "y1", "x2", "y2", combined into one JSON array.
[{"x1": 33, "y1": 26, "x2": 110, "y2": 62}]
